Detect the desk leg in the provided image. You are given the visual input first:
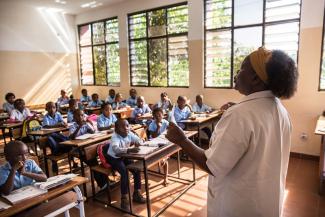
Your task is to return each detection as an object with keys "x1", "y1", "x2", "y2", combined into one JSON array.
[
  {"x1": 1, "y1": 128, "x2": 6, "y2": 145},
  {"x1": 33, "y1": 136, "x2": 39, "y2": 157},
  {"x1": 198, "y1": 125, "x2": 201, "y2": 147},
  {"x1": 143, "y1": 160, "x2": 151, "y2": 217},
  {"x1": 192, "y1": 158, "x2": 196, "y2": 182},
  {"x1": 177, "y1": 151, "x2": 180, "y2": 178},
  {"x1": 78, "y1": 148, "x2": 88, "y2": 198},
  {"x1": 73, "y1": 186, "x2": 86, "y2": 217},
  {"x1": 43, "y1": 147, "x2": 50, "y2": 177}
]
